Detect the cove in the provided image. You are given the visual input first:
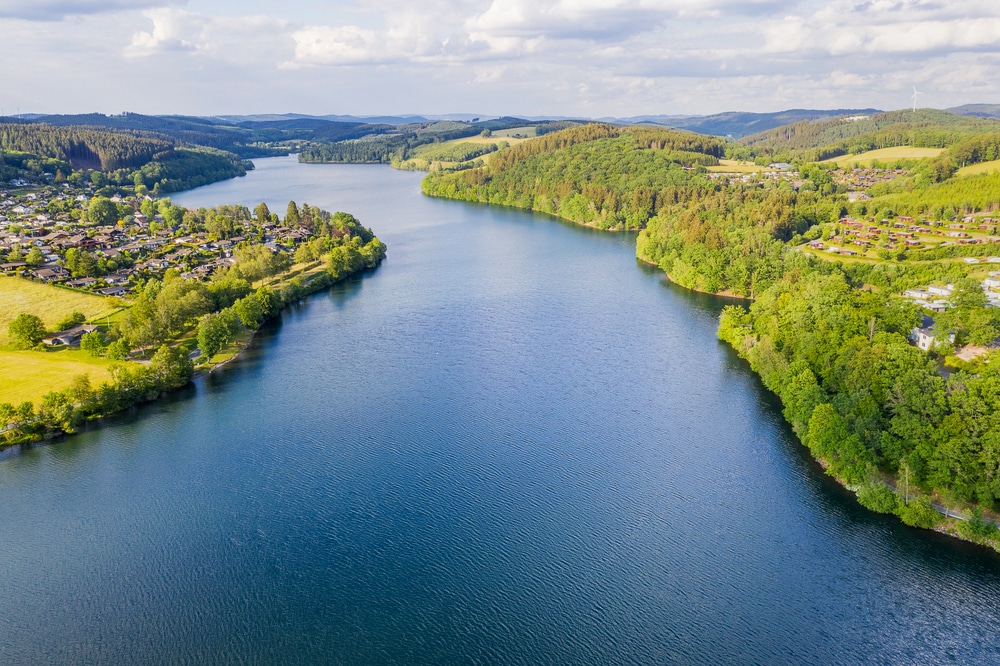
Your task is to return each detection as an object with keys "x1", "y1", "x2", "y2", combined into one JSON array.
[{"x1": 2, "y1": 156, "x2": 999, "y2": 664}]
